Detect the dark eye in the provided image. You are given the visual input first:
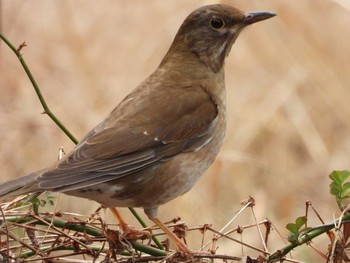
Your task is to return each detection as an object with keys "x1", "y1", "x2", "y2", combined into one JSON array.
[{"x1": 210, "y1": 17, "x2": 225, "y2": 29}]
